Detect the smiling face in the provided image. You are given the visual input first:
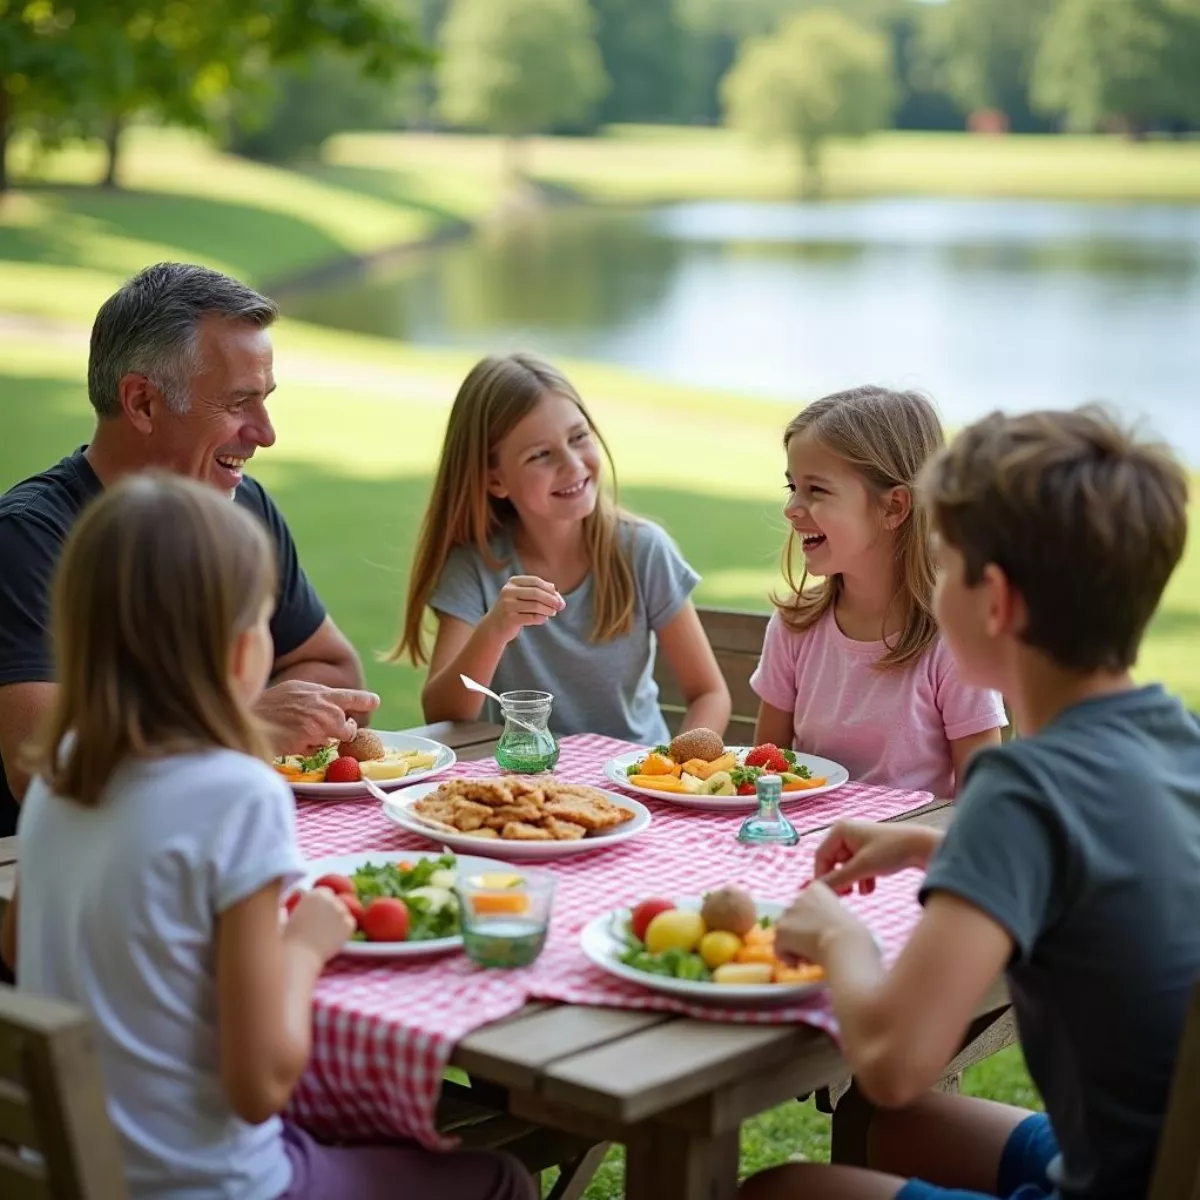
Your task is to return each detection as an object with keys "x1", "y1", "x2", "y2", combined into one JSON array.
[
  {"x1": 146, "y1": 315, "x2": 277, "y2": 495},
  {"x1": 784, "y1": 431, "x2": 907, "y2": 580},
  {"x1": 488, "y1": 390, "x2": 601, "y2": 525}
]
